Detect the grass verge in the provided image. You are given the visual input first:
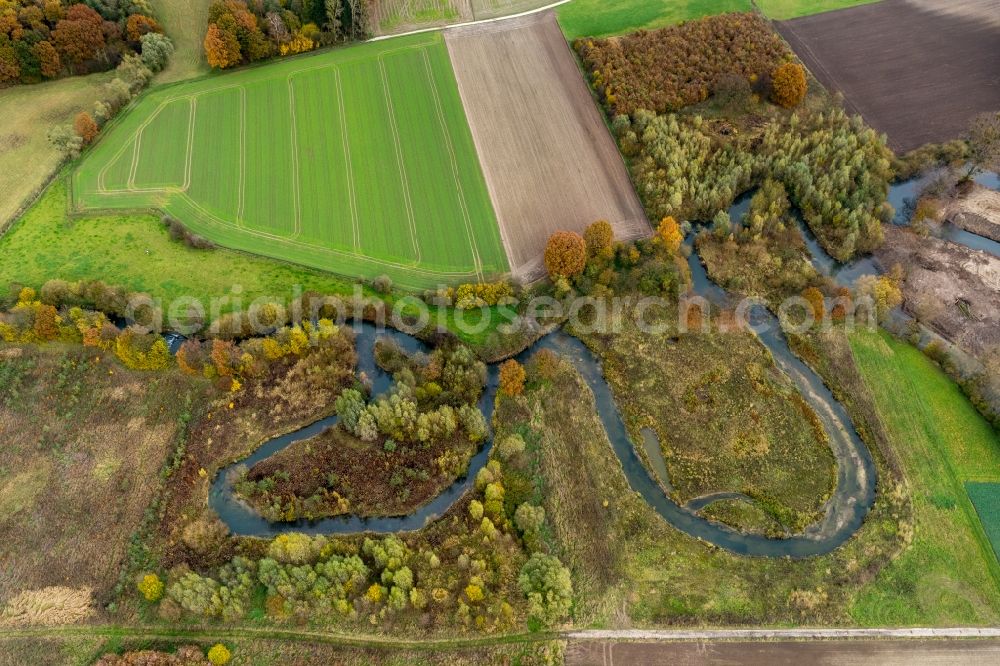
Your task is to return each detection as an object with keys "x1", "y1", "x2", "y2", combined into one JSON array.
[
  {"x1": 556, "y1": 0, "x2": 752, "y2": 40},
  {"x1": 847, "y1": 329, "x2": 1000, "y2": 625},
  {"x1": 757, "y1": 0, "x2": 882, "y2": 21}
]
